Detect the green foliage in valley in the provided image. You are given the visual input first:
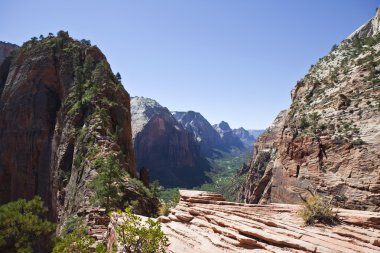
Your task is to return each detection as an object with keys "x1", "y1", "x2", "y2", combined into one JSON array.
[
  {"x1": 195, "y1": 149, "x2": 251, "y2": 201},
  {"x1": 157, "y1": 188, "x2": 180, "y2": 216}
]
